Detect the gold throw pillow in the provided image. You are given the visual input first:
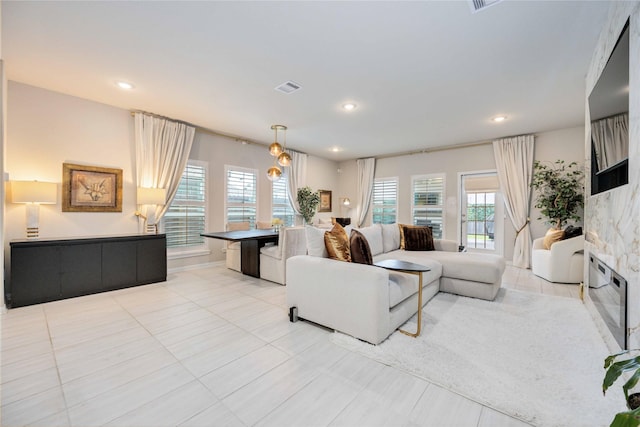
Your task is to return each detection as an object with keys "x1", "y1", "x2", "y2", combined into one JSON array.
[
  {"x1": 324, "y1": 223, "x2": 351, "y2": 262},
  {"x1": 543, "y1": 228, "x2": 565, "y2": 250}
]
